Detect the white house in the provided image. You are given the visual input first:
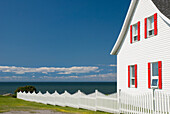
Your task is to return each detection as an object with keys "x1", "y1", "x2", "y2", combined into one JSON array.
[{"x1": 111, "y1": 0, "x2": 170, "y2": 96}]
